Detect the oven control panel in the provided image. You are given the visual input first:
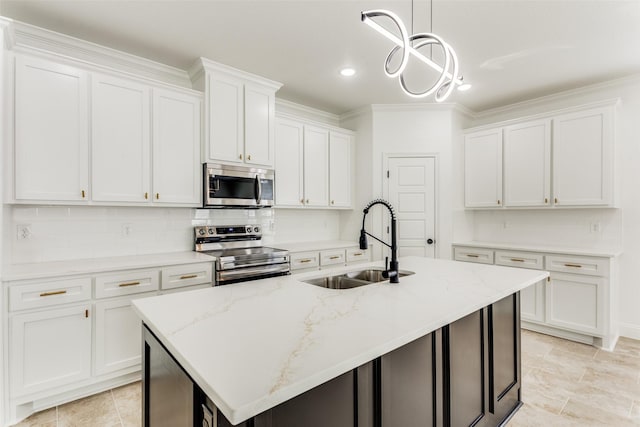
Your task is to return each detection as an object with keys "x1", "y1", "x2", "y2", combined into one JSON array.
[{"x1": 194, "y1": 225, "x2": 261, "y2": 238}]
